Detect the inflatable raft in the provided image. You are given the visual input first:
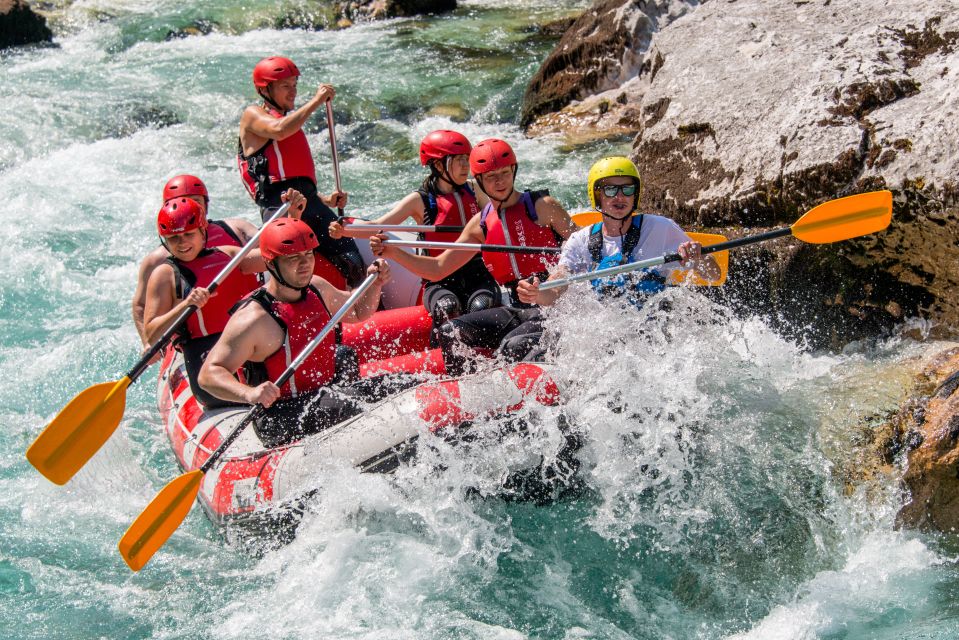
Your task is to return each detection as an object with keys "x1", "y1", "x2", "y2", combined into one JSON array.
[{"x1": 155, "y1": 235, "x2": 568, "y2": 536}]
